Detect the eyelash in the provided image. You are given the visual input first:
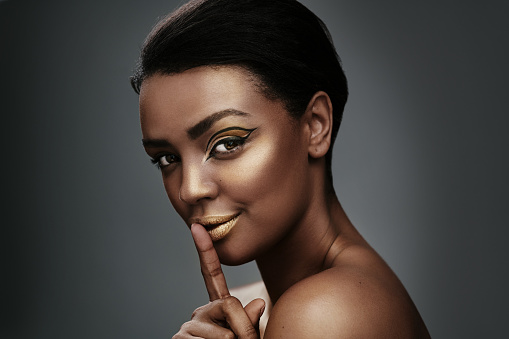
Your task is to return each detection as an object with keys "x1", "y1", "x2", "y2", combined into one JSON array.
[
  {"x1": 150, "y1": 153, "x2": 179, "y2": 170},
  {"x1": 151, "y1": 131, "x2": 253, "y2": 170},
  {"x1": 207, "y1": 136, "x2": 248, "y2": 159}
]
